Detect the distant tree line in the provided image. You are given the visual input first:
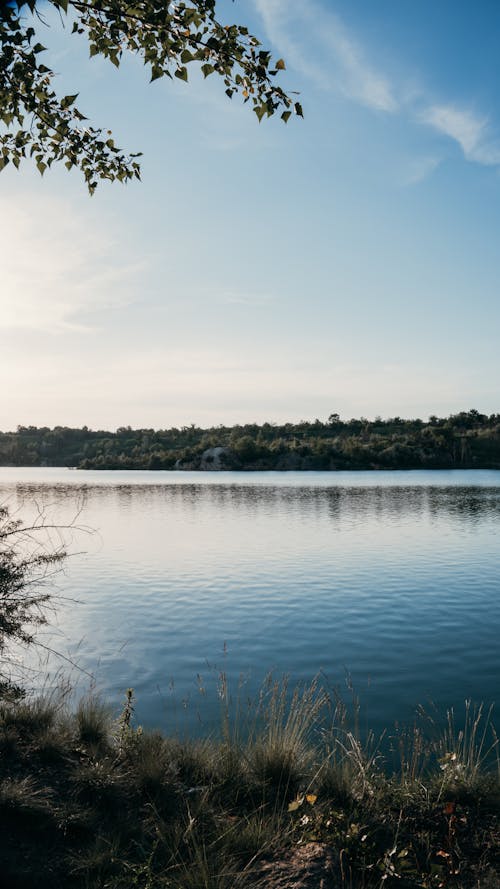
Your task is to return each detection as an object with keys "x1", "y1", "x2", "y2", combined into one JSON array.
[{"x1": 1, "y1": 410, "x2": 500, "y2": 471}]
